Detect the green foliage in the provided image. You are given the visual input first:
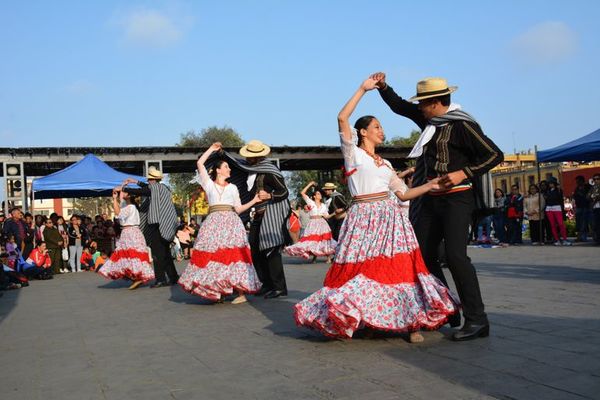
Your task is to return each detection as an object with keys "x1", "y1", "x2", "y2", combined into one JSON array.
[
  {"x1": 170, "y1": 126, "x2": 245, "y2": 206},
  {"x1": 385, "y1": 130, "x2": 421, "y2": 147},
  {"x1": 177, "y1": 126, "x2": 245, "y2": 147},
  {"x1": 71, "y1": 197, "x2": 114, "y2": 218}
]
